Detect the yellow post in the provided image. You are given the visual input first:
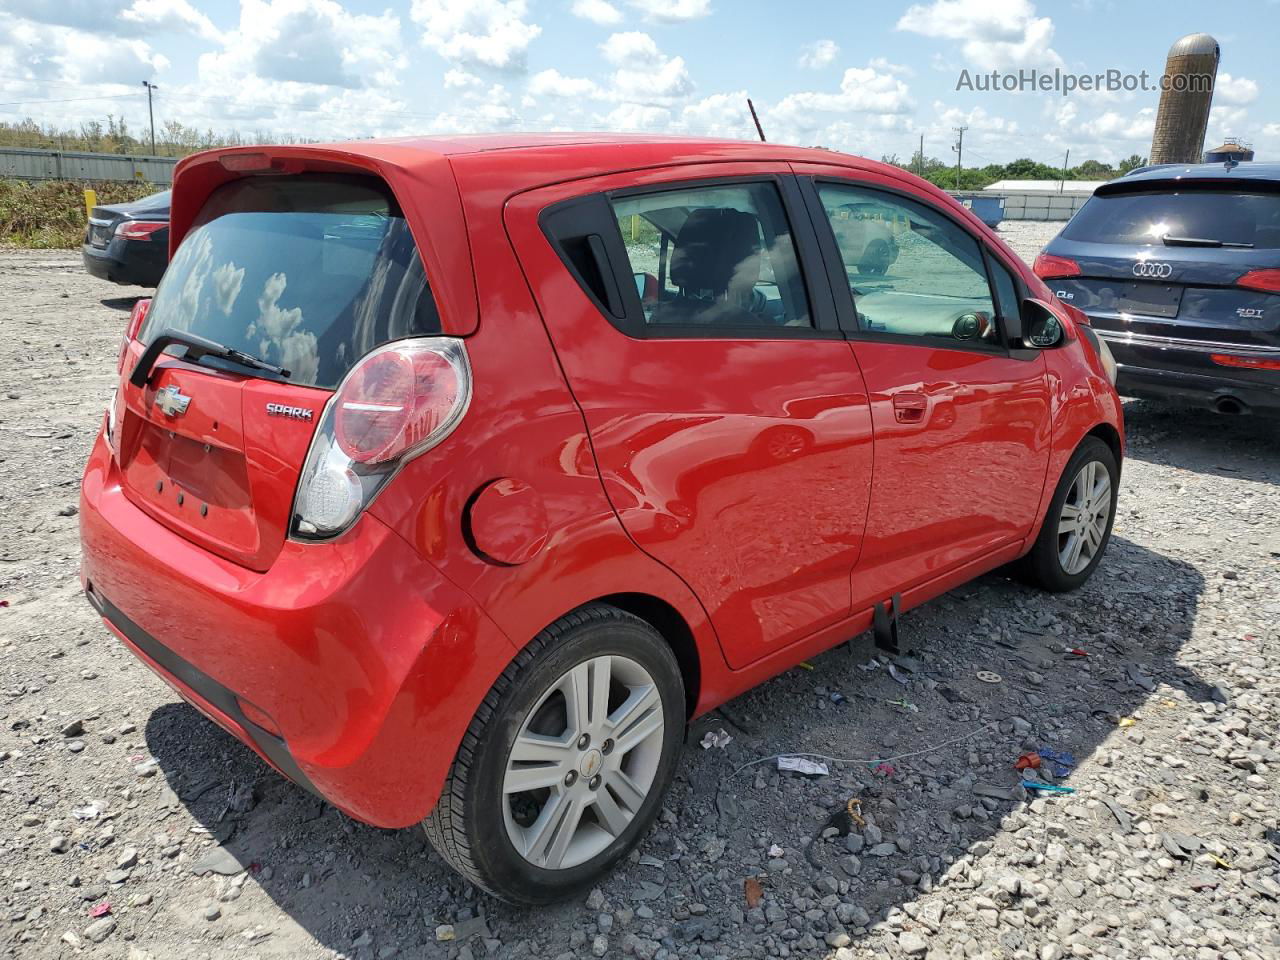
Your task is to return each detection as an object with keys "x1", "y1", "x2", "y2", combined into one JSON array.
[{"x1": 83, "y1": 188, "x2": 97, "y2": 220}]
